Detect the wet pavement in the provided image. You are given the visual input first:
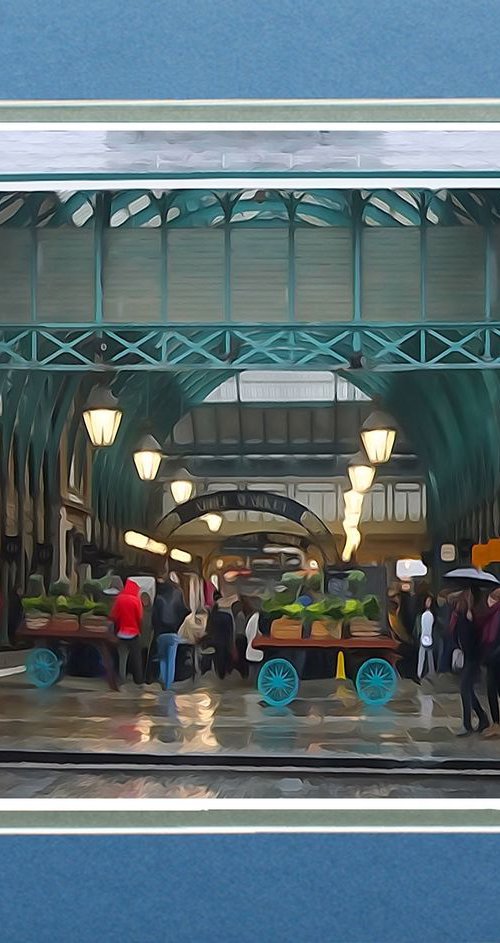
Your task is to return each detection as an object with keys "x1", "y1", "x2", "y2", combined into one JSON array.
[
  {"x1": 0, "y1": 767, "x2": 500, "y2": 797},
  {"x1": 0, "y1": 669, "x2": 500, "y2": 768}
]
